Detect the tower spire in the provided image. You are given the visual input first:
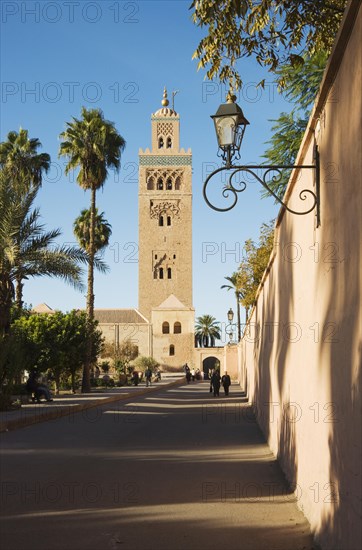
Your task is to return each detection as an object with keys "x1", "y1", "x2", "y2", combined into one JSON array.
[{"x1": 161, "y1": 87, "x2": 169, "y2": 107}]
